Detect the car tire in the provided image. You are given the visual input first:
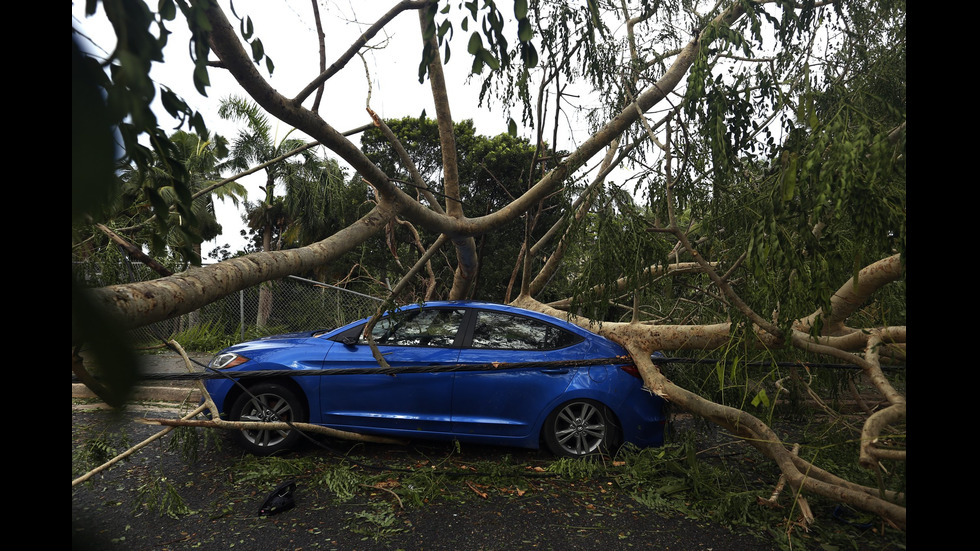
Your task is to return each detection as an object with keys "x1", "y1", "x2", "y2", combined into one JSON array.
[
  {"x1": 228, "y1": 383, "x2": 306, "y2": 456},
  {"x1": 543, "y1": 399, "x2": 618, "y2": 458}
]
